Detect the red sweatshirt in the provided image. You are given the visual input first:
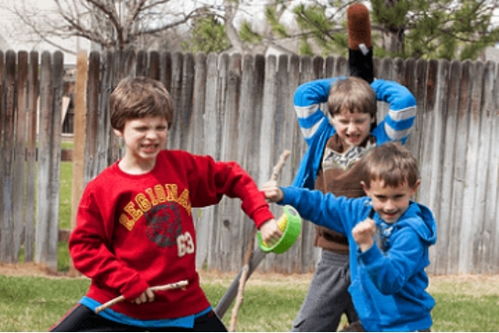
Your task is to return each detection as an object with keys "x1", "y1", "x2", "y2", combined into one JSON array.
[{"x1": 69, "y1": 150, "x2": 273, "y2": 319}]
